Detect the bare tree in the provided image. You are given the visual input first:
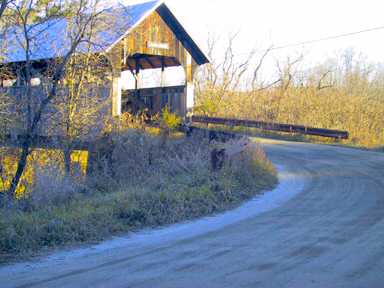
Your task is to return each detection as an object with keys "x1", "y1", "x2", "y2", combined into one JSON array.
[
  {"x1": 0, "y1": 0, "x2": 9, "y2": 19},
  {"x1": 275, "y1": 54, "x2": 304, "y2": 93},
  {"x1": 4, "y1": 0, "x2": 105, "y2": 197},
  {"x1": 59, "y1": 52, "x2": 111, "y2": 175},
  {"x1": 195, "y1": 33, "x2": 274, "y2": 115}
]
